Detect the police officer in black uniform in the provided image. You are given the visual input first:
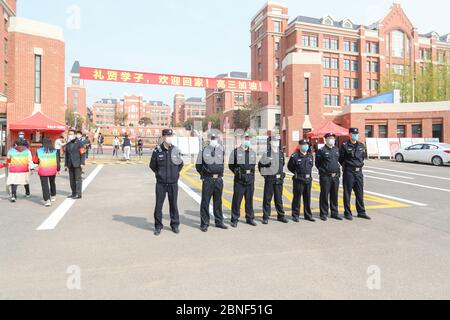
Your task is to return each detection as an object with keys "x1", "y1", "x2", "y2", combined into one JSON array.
[
  {"x1": 315, "y1": 133, "x2": 343, "y2": 221},
  {"x1": 196, "y1": 133, "x2": 228, "y2": 232},
  {"x1": 229, "y1": 133, "x2": 257, "y2": 228},
  {"x1": 258, "y1": 135, "x2": 289, "y2": 225},
  {"x1": 150, "y1": 129, "x2": 184, "y2": 236},
  {"x1": 288, "y1": 139, "x2": 316, "y2": 223},
  {"x1": 339, "y1": 128, "x2": 371, "y2": 221}
]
